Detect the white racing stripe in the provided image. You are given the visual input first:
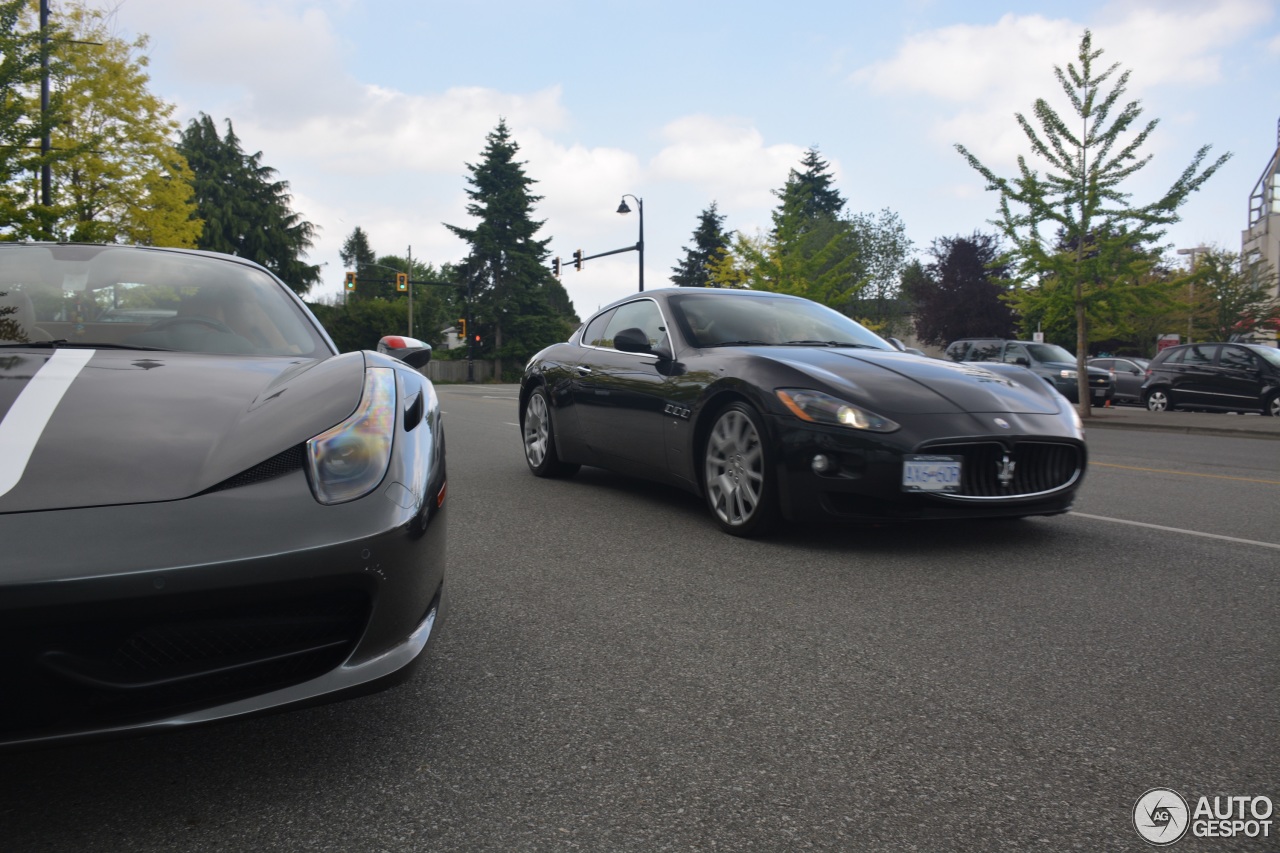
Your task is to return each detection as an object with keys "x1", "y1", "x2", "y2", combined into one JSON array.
[{"x1": 0, "y1": 348, "x2": 95, "y2": 498}]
